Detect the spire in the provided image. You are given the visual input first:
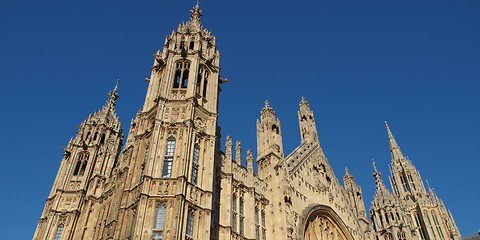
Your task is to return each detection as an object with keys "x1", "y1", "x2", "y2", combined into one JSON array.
[
  {"x1": 372, "y1": 158, "x2": 382, "y2": 185},
  {"x1": 385, "y1": 121, "x2": 405, "y2": 162},
  {"x1": 371, "y1": 158, "x2": 396, "y2": 206},
  {"x1": 105, "y1": 79, "x2": 119, "y2": 112}
]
